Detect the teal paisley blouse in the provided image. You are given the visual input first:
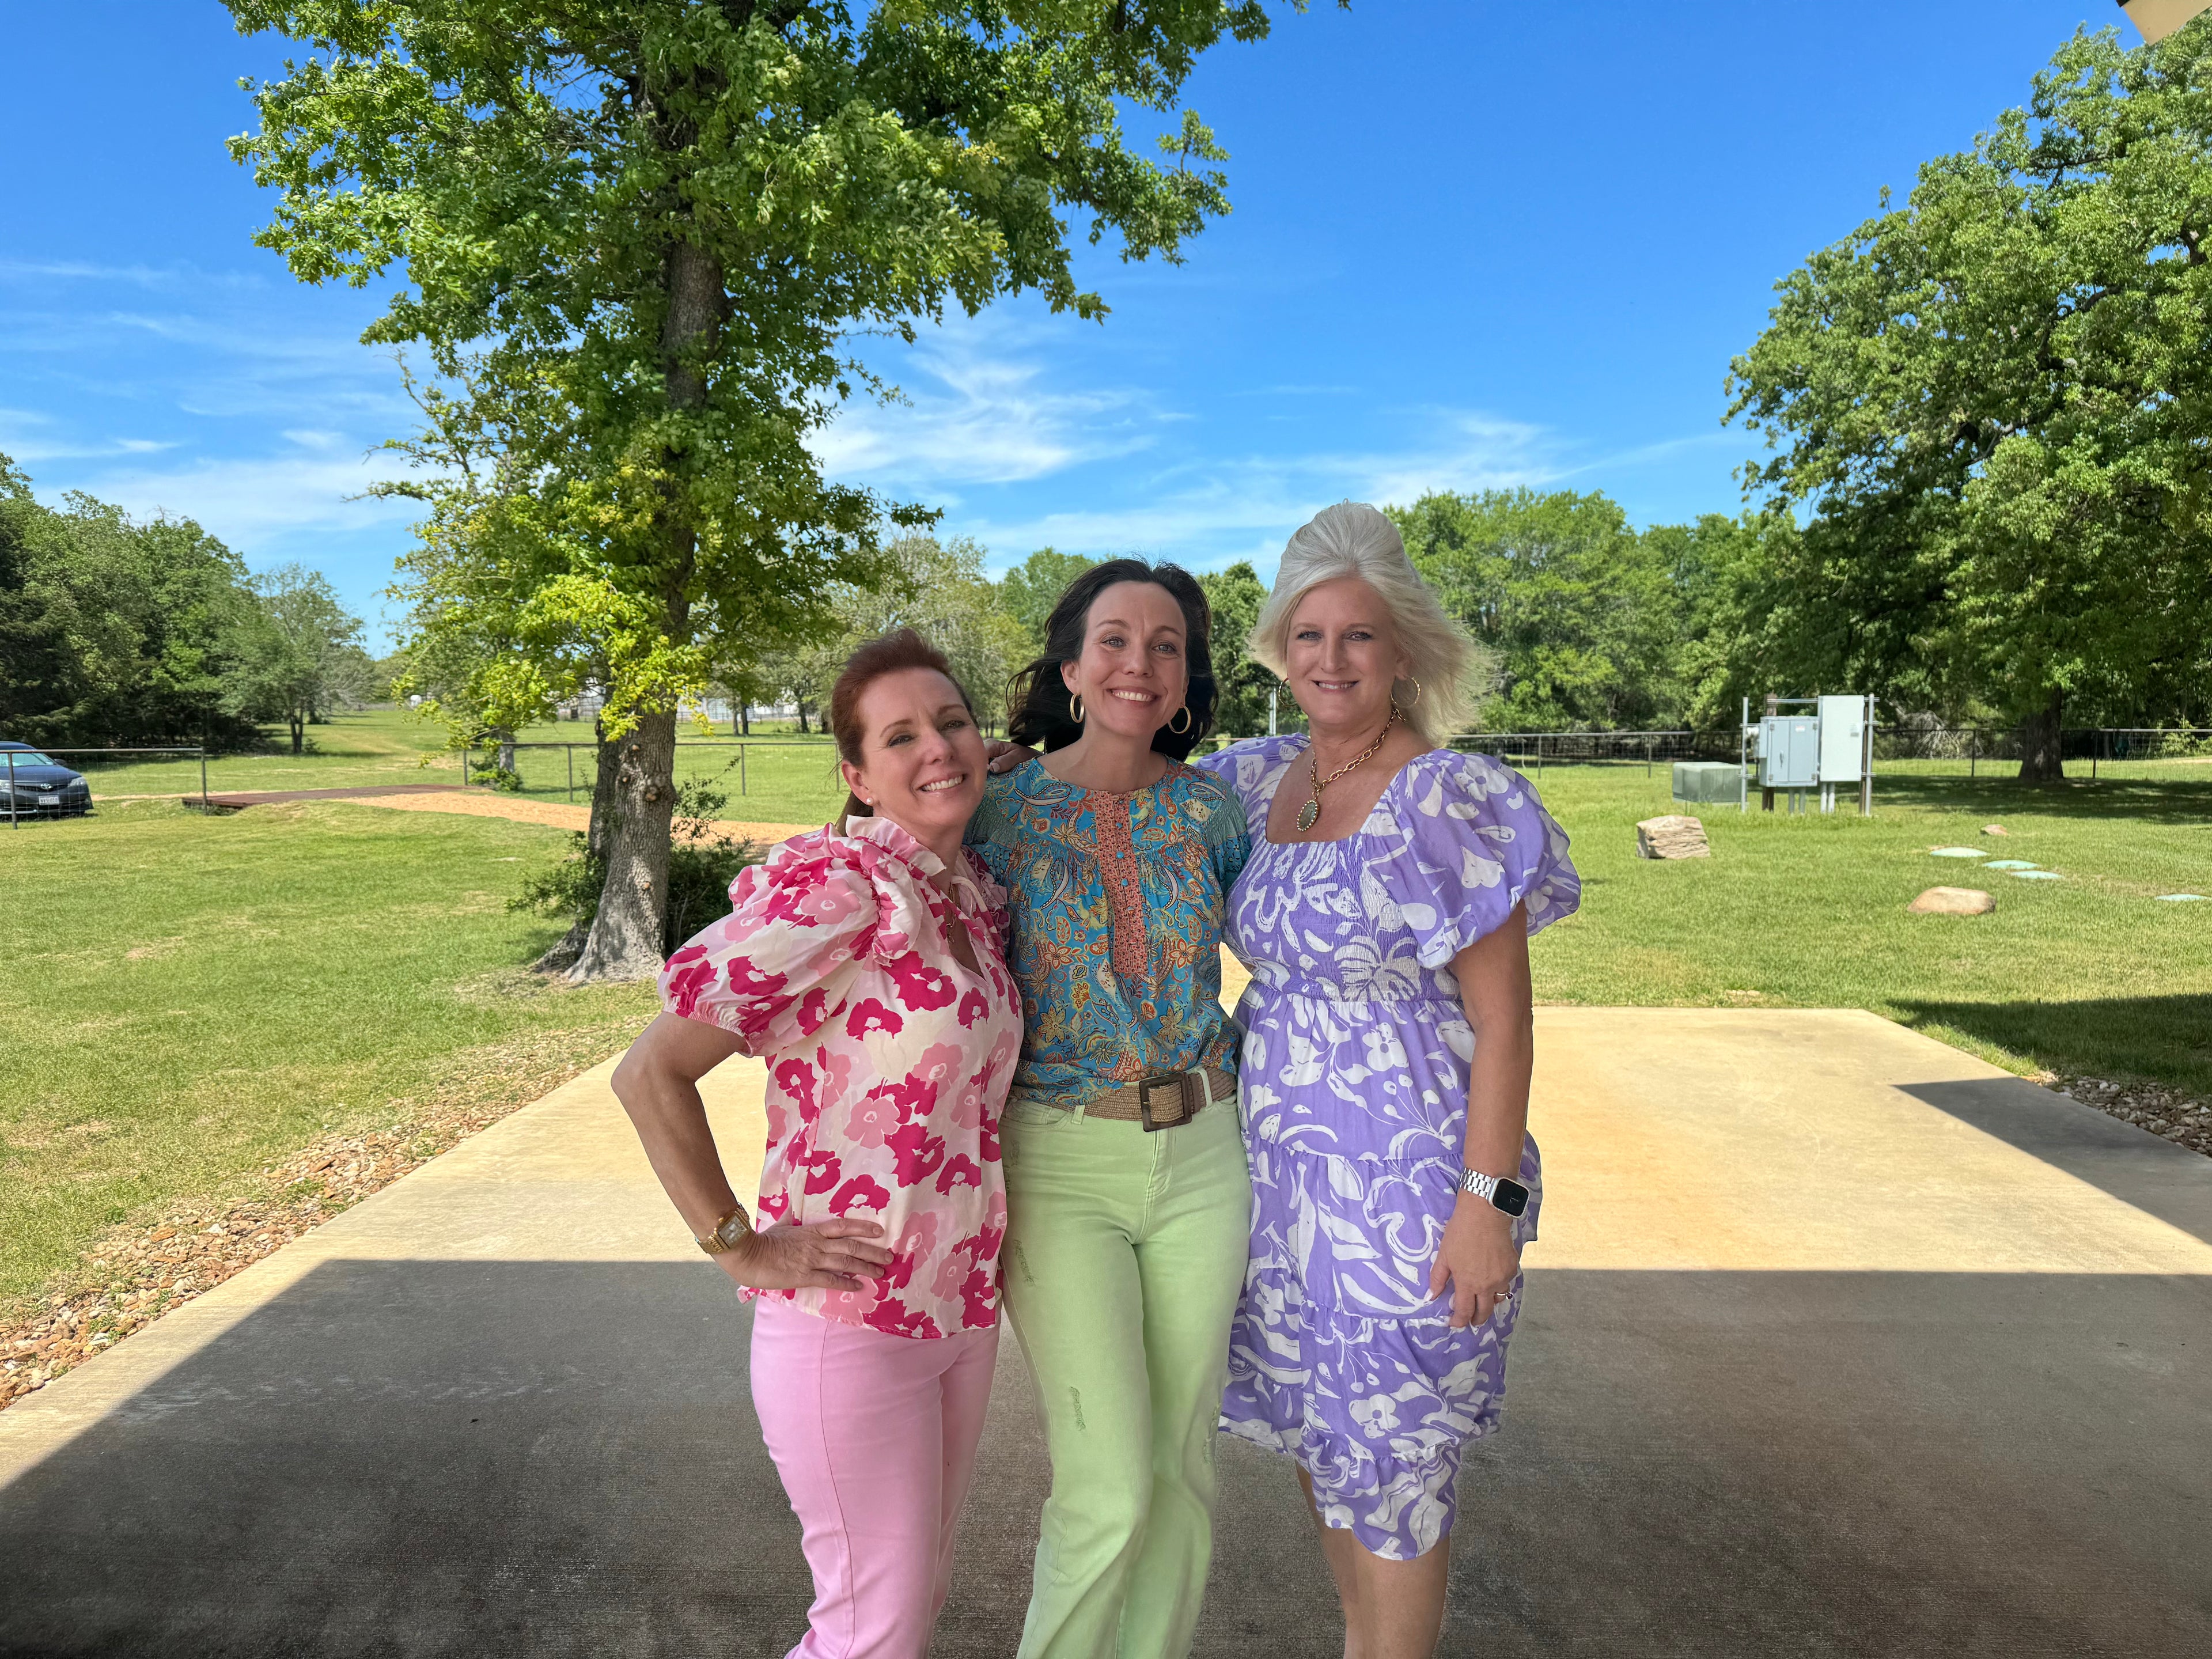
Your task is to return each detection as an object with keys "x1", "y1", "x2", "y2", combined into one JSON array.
[{"x1": 966, "y1": 758, "x2": 1251, "y2": 1113}]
